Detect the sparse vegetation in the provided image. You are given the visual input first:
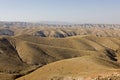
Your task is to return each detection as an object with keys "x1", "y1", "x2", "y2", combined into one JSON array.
[{"x1": 0, "y1": 23, "x2": 120, "y2": 80}]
